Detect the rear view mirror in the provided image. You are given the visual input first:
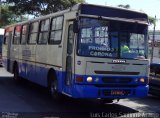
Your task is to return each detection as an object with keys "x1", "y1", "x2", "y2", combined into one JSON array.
[{"x1": 73, "y1": 20, "x2": 79, "y2": 33}]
